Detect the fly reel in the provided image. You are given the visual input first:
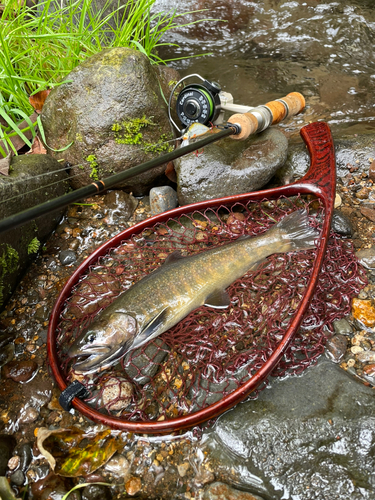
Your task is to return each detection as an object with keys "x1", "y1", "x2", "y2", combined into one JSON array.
[{"x1": 168, "y1": 74, "x2": 305, "y2": 136}]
